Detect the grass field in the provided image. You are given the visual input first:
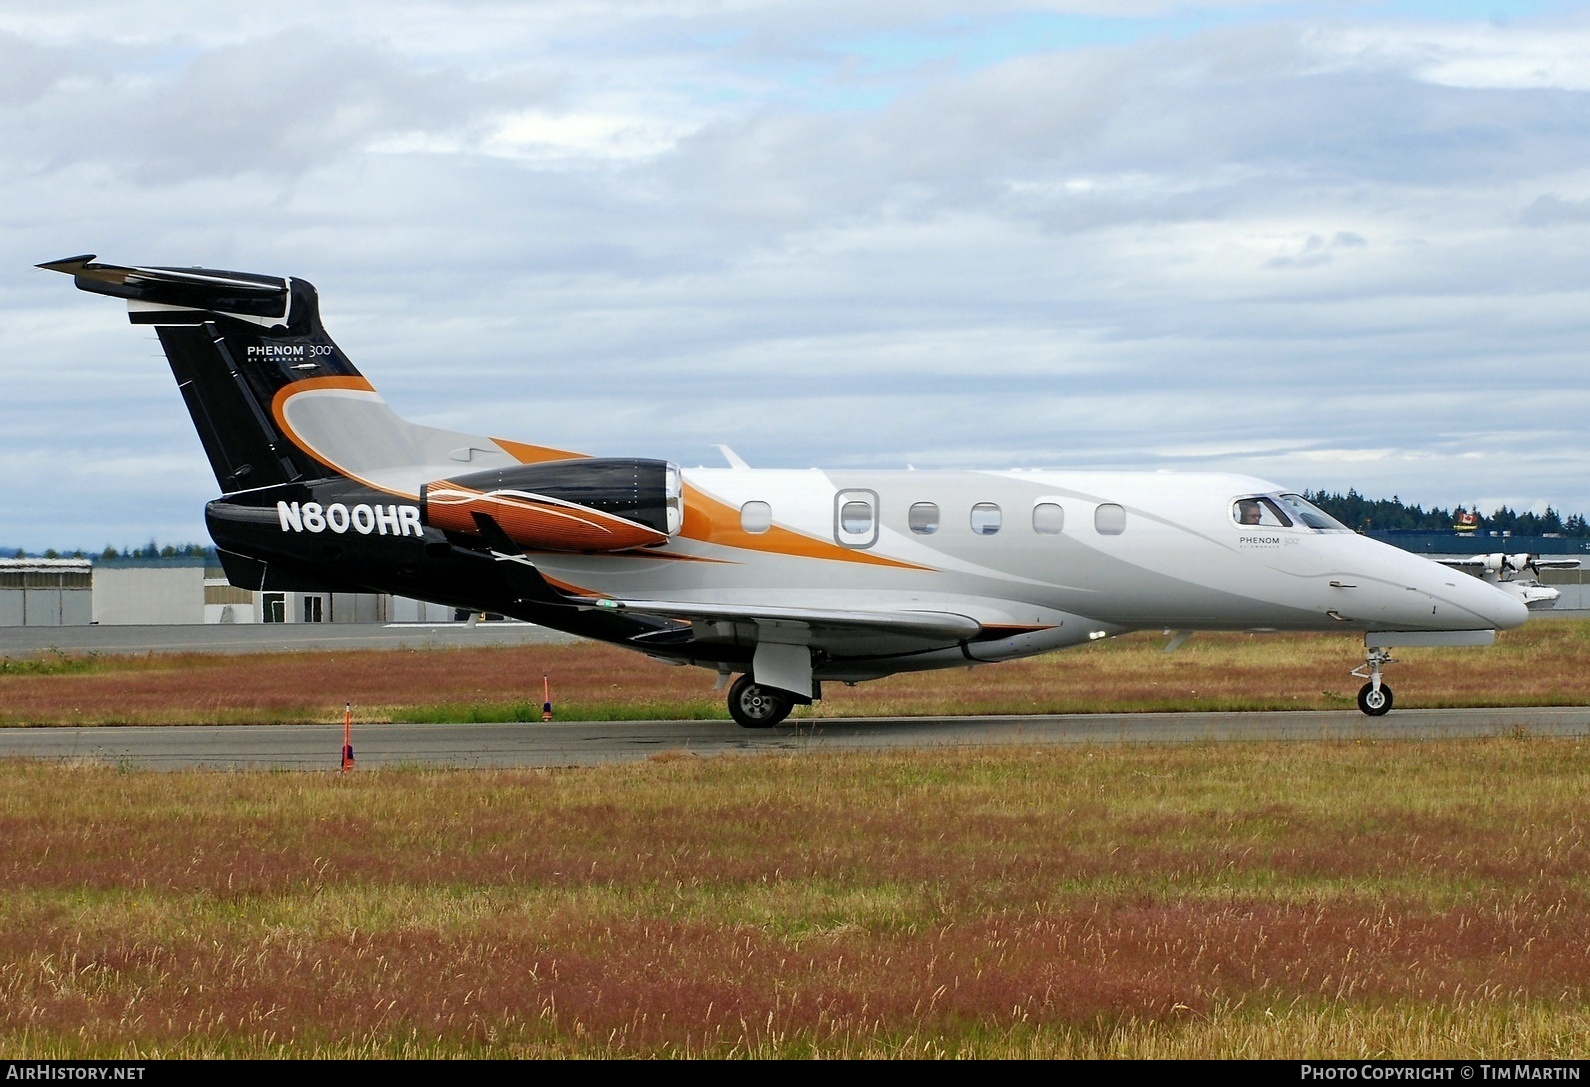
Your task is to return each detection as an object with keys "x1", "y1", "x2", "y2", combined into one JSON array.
[
  {"x1": 3, "y1": 622, "x2": 1585, "y2": 1057},
  {"x1": 2, "y1": 619, "x2": 1589, "y2": 726},
  {"x1": 2, "y1": 740, "x2": 1588, "y2": 1058}
]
